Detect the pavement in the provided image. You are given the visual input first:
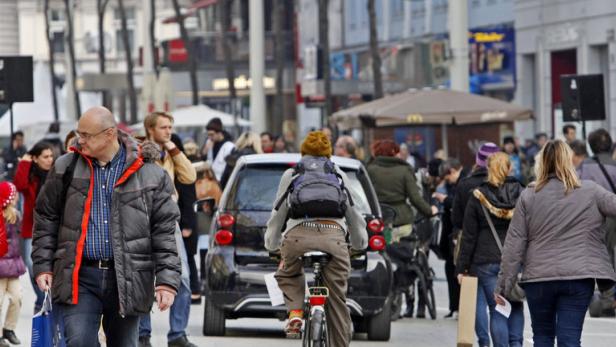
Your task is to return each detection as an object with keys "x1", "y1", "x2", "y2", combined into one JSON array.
[{"x1": 11, "y1": 256, "x2": 616, "y2": 346}]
